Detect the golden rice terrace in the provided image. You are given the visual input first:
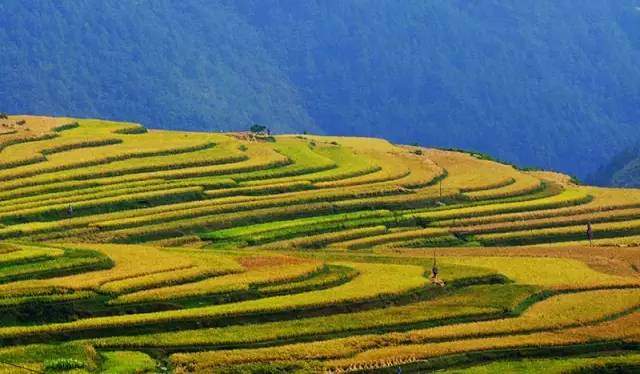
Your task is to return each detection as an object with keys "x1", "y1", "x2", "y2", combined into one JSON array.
[{"x1": 0, "y1": 116, "x2": 638, "y2": 373}]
